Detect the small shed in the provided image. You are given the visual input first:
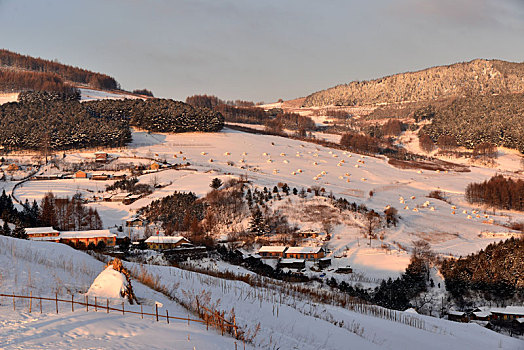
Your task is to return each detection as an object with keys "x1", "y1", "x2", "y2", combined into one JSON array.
[
  {"x1": 150, "y1": 162, "x2": 161, "y2": 171},
  {"x1": 335, "y1": 266, "x2": 353, "y2": 274},
  {"x1": 91, "y1": 173, "x2": 110, "y2": 181},
  {"x1": 318, "y1": 257, "x2": 331, "y2": 269},
  {"x1": 7, "y1": 163, "x2": 19, "y2": 172},
  {"x1": 278, "y1": 258, "x2": 306, "y2": 270}
]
